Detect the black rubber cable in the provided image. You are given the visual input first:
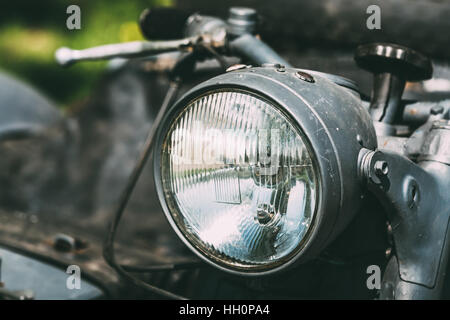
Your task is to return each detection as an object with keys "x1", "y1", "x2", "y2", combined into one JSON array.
[
  {"x1": 102, "y1": 79, "x2": 188, "y2": 300},
  {"x1": 102, "y1": 48, "x2": 228, "y2": 299}
]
